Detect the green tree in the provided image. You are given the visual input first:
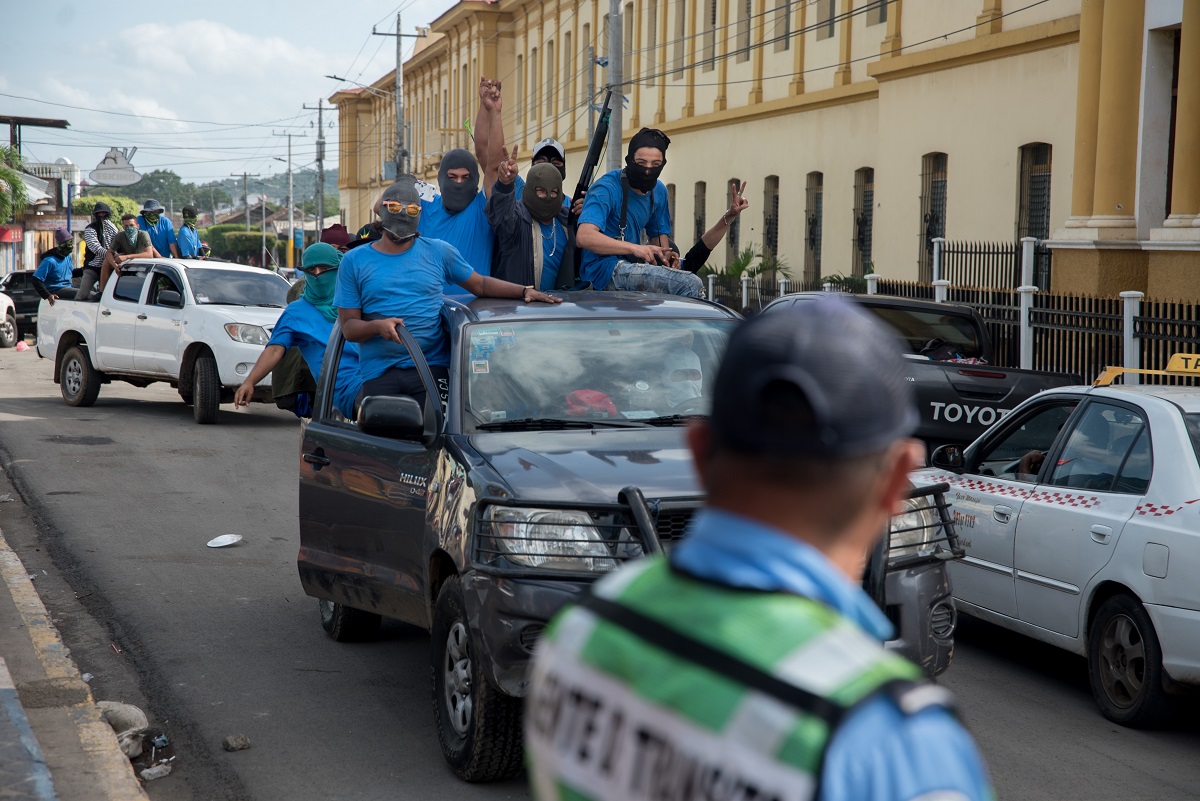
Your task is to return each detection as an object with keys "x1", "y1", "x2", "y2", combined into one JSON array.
[
  {"x1": 73, "y1": 194, "x2": 141, "y2": 218},
  {"x1": 0, "y1": 145, "x2": 30, "y2": 223}
]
